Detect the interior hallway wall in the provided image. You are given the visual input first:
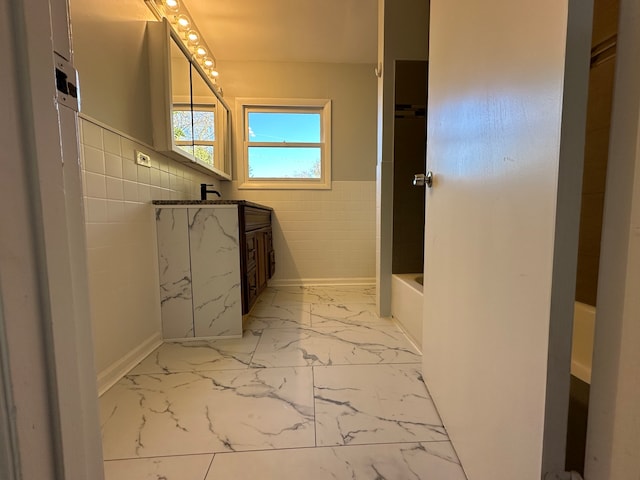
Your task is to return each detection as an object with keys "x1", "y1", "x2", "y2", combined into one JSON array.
[{"x1": 585, "y1": 0, "x2": 640, "y2": 475}]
